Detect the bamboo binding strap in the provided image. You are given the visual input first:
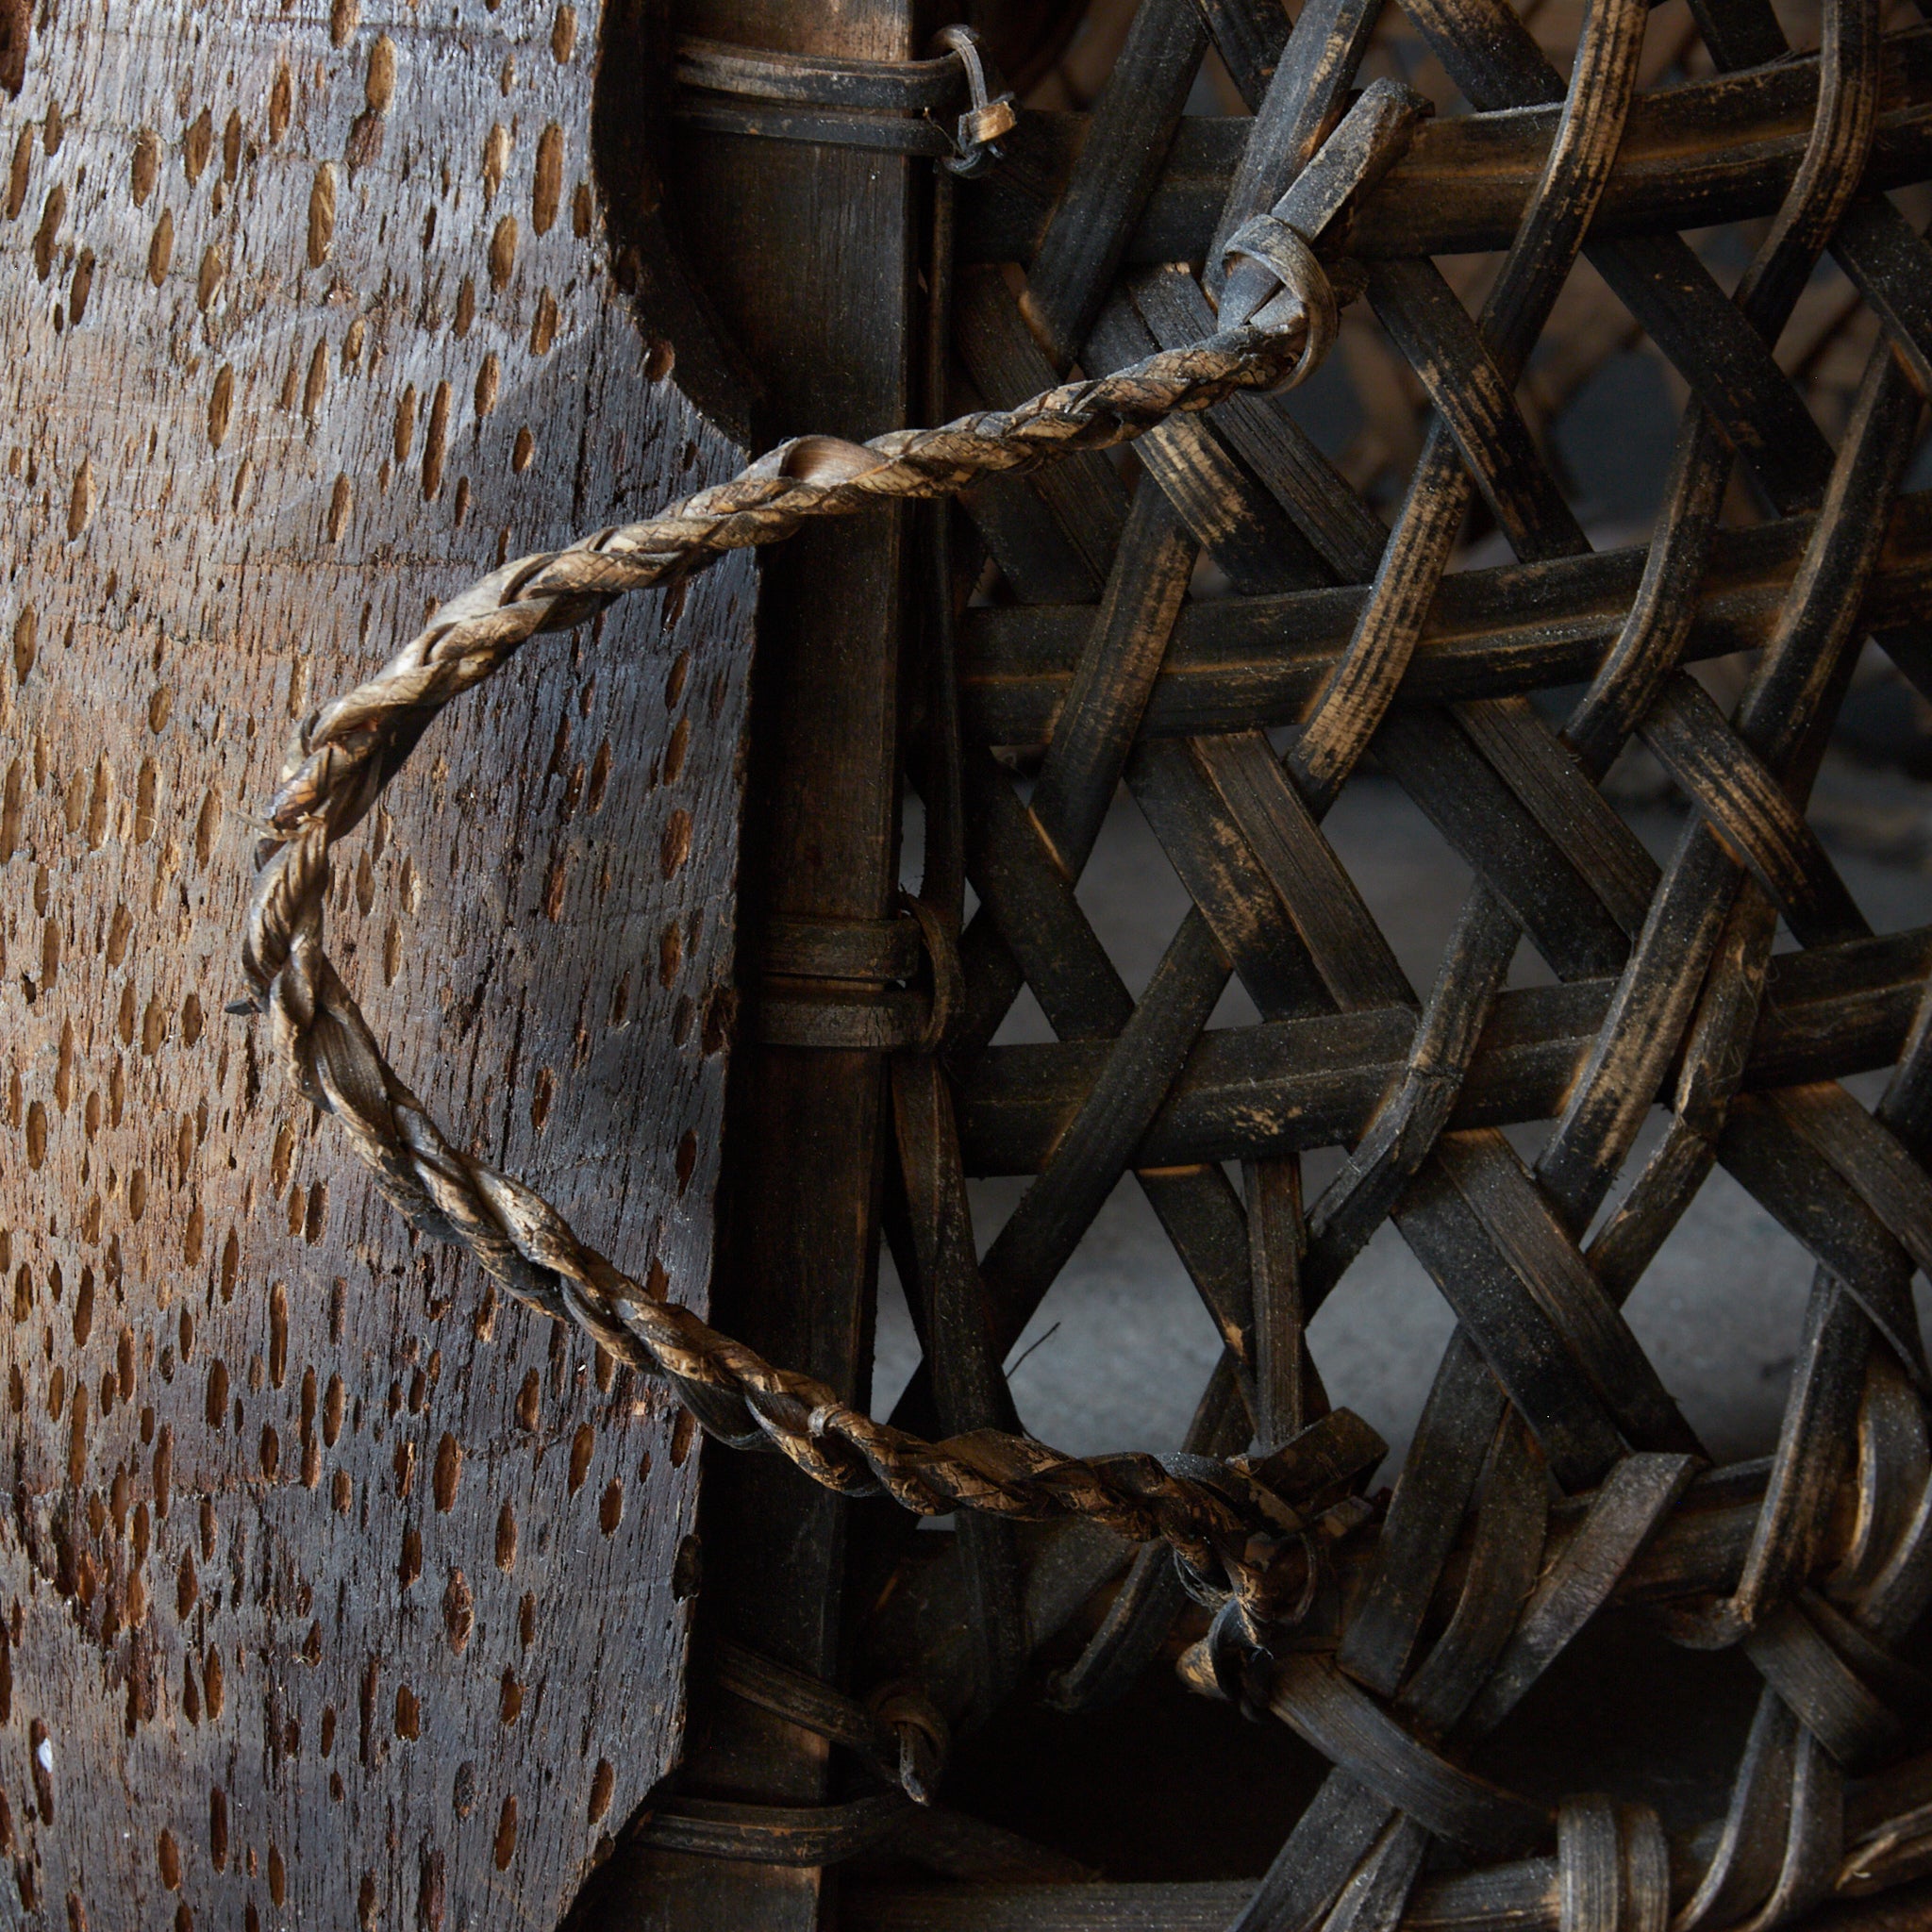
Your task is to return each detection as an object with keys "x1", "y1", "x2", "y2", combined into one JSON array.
[
  {"x1": 759, "y1": 896, "x2": 965, "y2": 1051},
  {"x1": 674, "y1": 23, "x2": 1019, "y2": 175},
  {"x1": 234, "y1": 84, "x2": 1422, "y2": 1619},
  {"x1": 709, "y1": 1639, "x2": 952, "y2": 1805}
]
